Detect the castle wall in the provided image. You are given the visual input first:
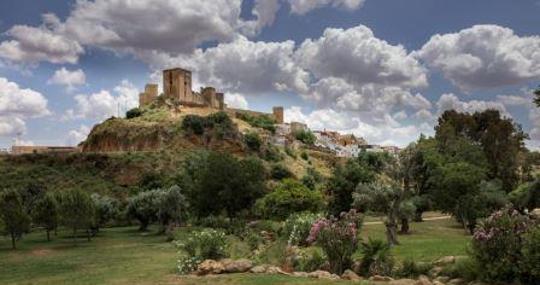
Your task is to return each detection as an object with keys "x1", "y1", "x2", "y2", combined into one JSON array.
[
  {"x1": 273, "y1": 107, "x2": 284, "y2": 124},
  {"x1": 163, "y1": 68, "x2": 192, "y2": 102}
]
